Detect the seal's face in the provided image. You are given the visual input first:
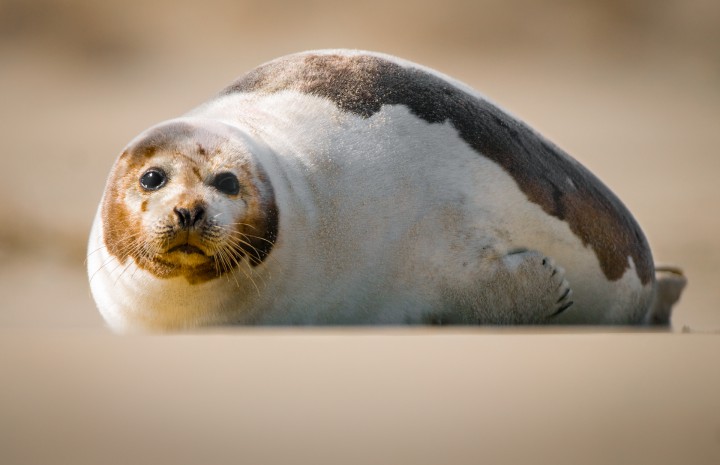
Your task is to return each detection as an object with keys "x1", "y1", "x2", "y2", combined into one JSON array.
[{"x1": 101, "y1": 120, "x2": 277, "y2": 284}]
